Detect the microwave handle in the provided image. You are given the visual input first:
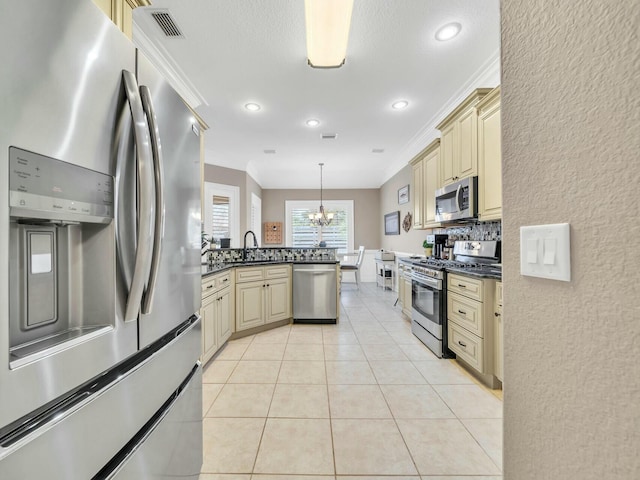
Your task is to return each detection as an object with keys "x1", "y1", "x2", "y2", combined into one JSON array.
[
  {"x1": 121, "y1": 70, "x2": 155, "y2": 323},
  {"x1": 455, "y1": 184, "x2": 463, "y2": 212}
]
